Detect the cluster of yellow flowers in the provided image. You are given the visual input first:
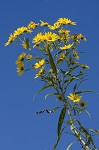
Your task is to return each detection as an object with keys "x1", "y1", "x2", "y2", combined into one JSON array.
[
  {"x1": 5, "y1": 27, "x2": 32, "y2": 46},
  {"x1": 5, "y1": 18, "x2": 76, "y2": 46},
  {"x1": 35, "y1": 67, "x2": 45, "y2": 78},
  {"x1": 33, "y1": 32, "x2": 60, "y2": 47},
  {"x1": 33, "y1": 59, "x2": 45, "y2": 78},
  {"x1": 5, "y1": 17, "x2": 88, "y2": 95},
  {"x1": 16, "y1": 53, "x2": 32, "y2": 76},
  {"x1": 40, "y1": 18, "x2": 76, "y2": 30},
  {"x1": 72, "y1": 33, "x2": 86, "y2": 42}
]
